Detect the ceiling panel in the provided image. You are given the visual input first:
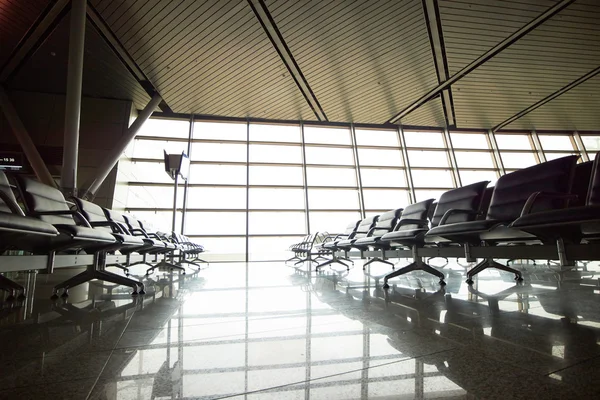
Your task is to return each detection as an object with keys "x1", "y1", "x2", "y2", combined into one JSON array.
[
  {"x1": 8, "y1": 10, "x2": 151, "y2": 110},
  {"x1": 401, "y1": 96, "x2": 446, "y2": 128},
  {"x1": 442, "y1": 0, "x2": 600, "y2": 129},
  {"x1": 92, "y1": 0, "x2": 316, "y2": 120},
  {"x1": 504, "y1": 75, "x2": 600, "y2": 131},
  {"x1": 0, "y1": 0, "x2": 50, "y2": 67},
  {"x1": 266, "y1": 0, "x2": 442, "y2": 125}
]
